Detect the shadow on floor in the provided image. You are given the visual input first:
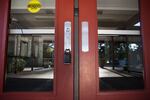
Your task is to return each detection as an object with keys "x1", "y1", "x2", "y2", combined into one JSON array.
[
  {"x1": 4, "y1": 78, "x2": 53, "y2": 92},
  {"x1": 100, "y1": 77, "x2": 144, "y2": 91}
]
